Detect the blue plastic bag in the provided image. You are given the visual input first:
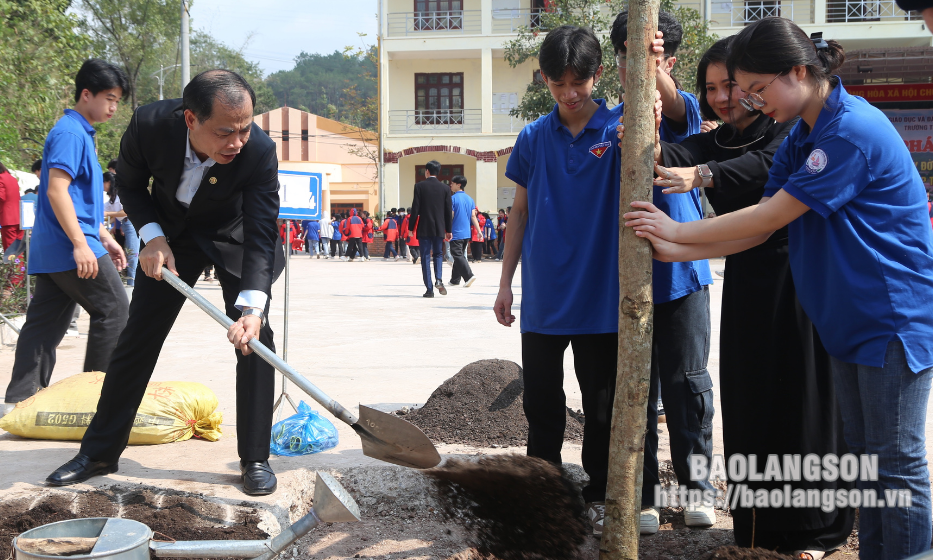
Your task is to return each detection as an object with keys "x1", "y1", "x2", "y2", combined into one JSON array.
[{"x1": 270, "y1": 401, "x2": 339, "y2": 456}]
